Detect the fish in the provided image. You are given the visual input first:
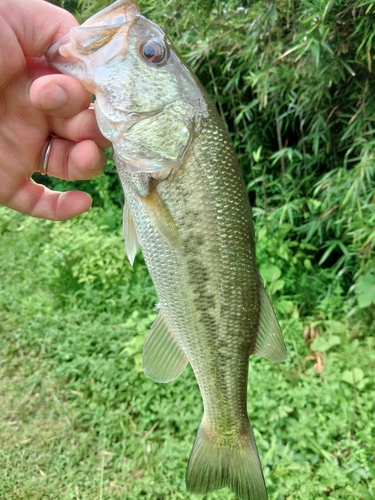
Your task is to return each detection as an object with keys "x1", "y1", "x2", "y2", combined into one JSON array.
[{"x1": 47, "y1": 1, "x2": 287, "y2": 498}]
